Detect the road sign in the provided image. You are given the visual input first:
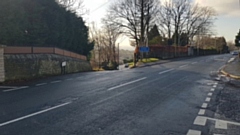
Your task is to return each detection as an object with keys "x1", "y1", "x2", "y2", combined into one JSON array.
[
  {"x1": 62, "y1": 61, "x2": 66, "y2": 67},
  {"x1": 139, "y1": 47, "x2": 149, "y2": 52}
]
